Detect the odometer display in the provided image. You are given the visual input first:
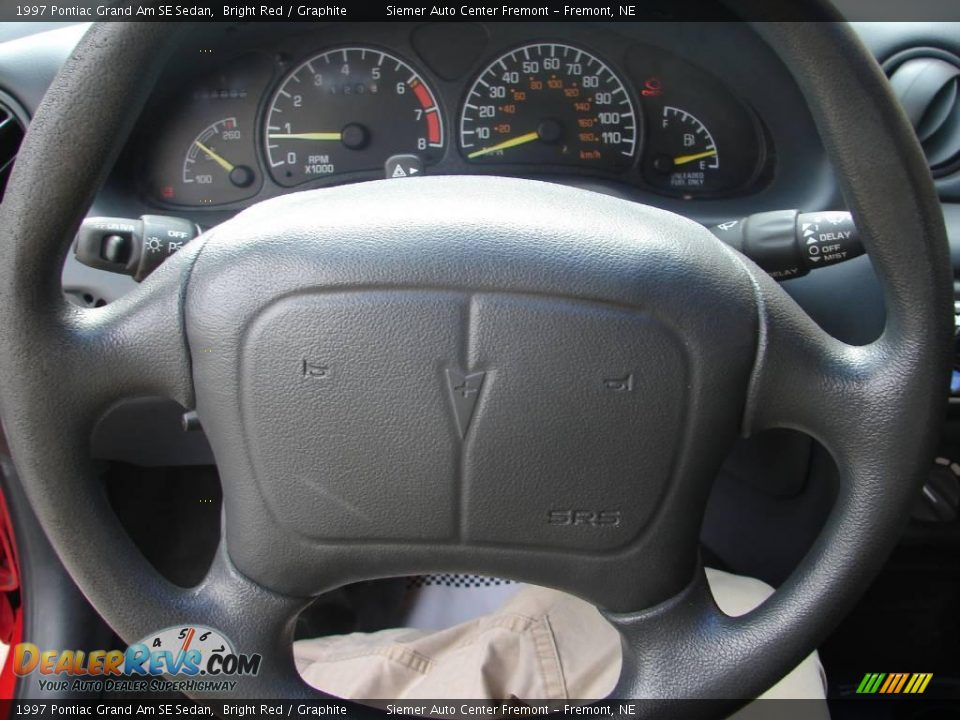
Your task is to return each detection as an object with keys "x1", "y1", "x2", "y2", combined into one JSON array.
[
  {"x1": 459, "y1": 43, "x2": 638, "y2": 170},
  {"x1": 264, "y1": 47, "x2": 444, "y2": 186}
]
